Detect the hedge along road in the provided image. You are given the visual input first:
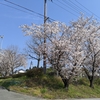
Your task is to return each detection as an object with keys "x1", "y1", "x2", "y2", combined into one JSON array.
[{"x1": 0, "y1": 87, "x2": 100, "y2": 100}]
